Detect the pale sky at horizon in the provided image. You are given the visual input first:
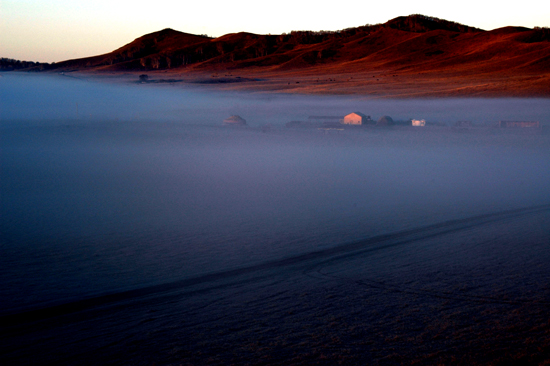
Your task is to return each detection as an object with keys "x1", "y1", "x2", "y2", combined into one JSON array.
[{"x1": 1, "y1": 0, "x2": 549, "y2": 63}]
